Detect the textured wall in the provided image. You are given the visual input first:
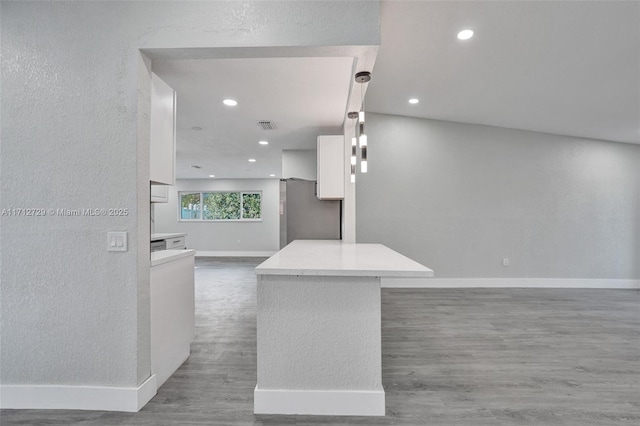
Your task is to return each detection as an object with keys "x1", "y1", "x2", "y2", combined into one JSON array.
[
  {"x1": 1, "y1": 2, "x2": 144, "y2": 387},
  {"x1": 257, "y1": 275, "x2": 382, "y2": 390},
  {"x1": 0, "y1": 0, "x2": 380, "y2": 389},
  {"x1": 357, "y1": 113, "x2": 640, "y2": 279},
  {"x1": 282, "y1": 150, "x2": 317, "y2": 181},
  {"x1": 154, "y1": 179, "x2": 280, "y2": 253}
]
